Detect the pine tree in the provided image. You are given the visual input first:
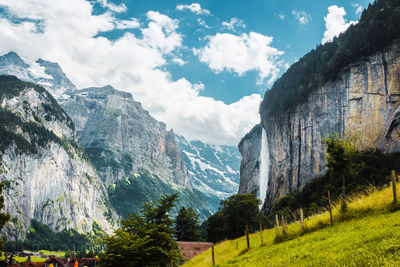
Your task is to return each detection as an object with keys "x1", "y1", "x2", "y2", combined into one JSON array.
[
  {"x1": 175, "y1": 207, "x2": 201, "y2": 241},
  {"x1": 101, "y1": 194, "x2": 181, "y2": 266}
]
